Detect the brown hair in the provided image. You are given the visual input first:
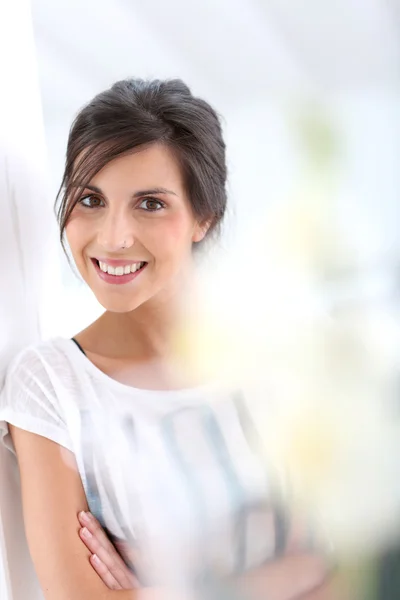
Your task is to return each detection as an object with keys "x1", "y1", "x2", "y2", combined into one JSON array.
[{"x1": 56, "y1": 78, "x2": 227, "y2": 245}]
